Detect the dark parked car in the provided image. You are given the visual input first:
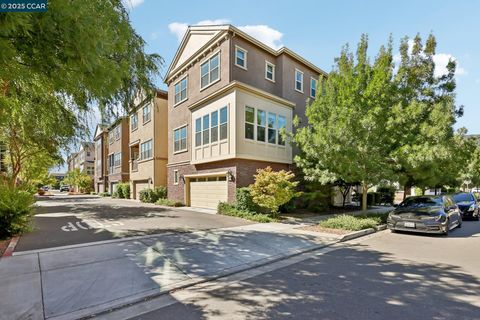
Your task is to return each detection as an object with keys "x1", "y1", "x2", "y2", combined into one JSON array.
[
  {"x1": 387, "y1": 195, "x2": 462, "y2": 235},
  {"x1": 451, "y1": 192, "x2": 479, "y2": 220},
  {"x1": 60, "y1": 185, "x2": 70, "y2": 192}
]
